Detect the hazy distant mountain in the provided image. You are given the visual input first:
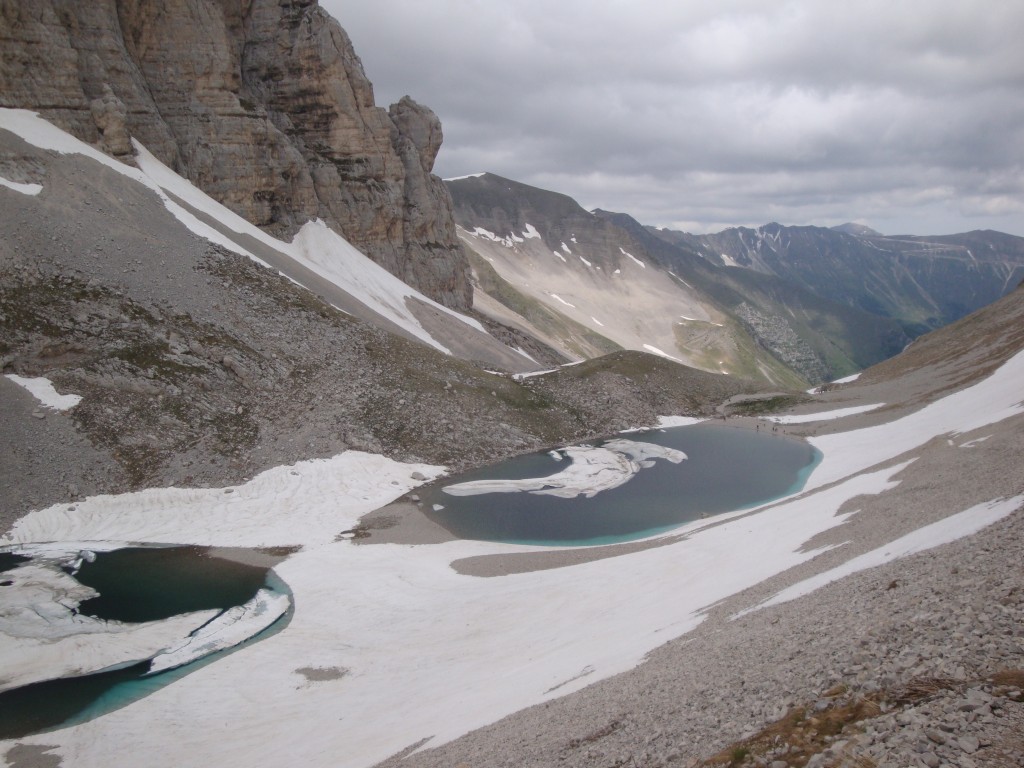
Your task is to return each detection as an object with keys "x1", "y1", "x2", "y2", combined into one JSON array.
[
  {"x1": 831, "y1": 222, "x2": 883, "y2": 237},
  {"x1": 650, "y1": 222, "x2": 1024, "y2": 335},
  {"x1": 448, "y1": 174, "x2": 911, "y2": 385}
]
